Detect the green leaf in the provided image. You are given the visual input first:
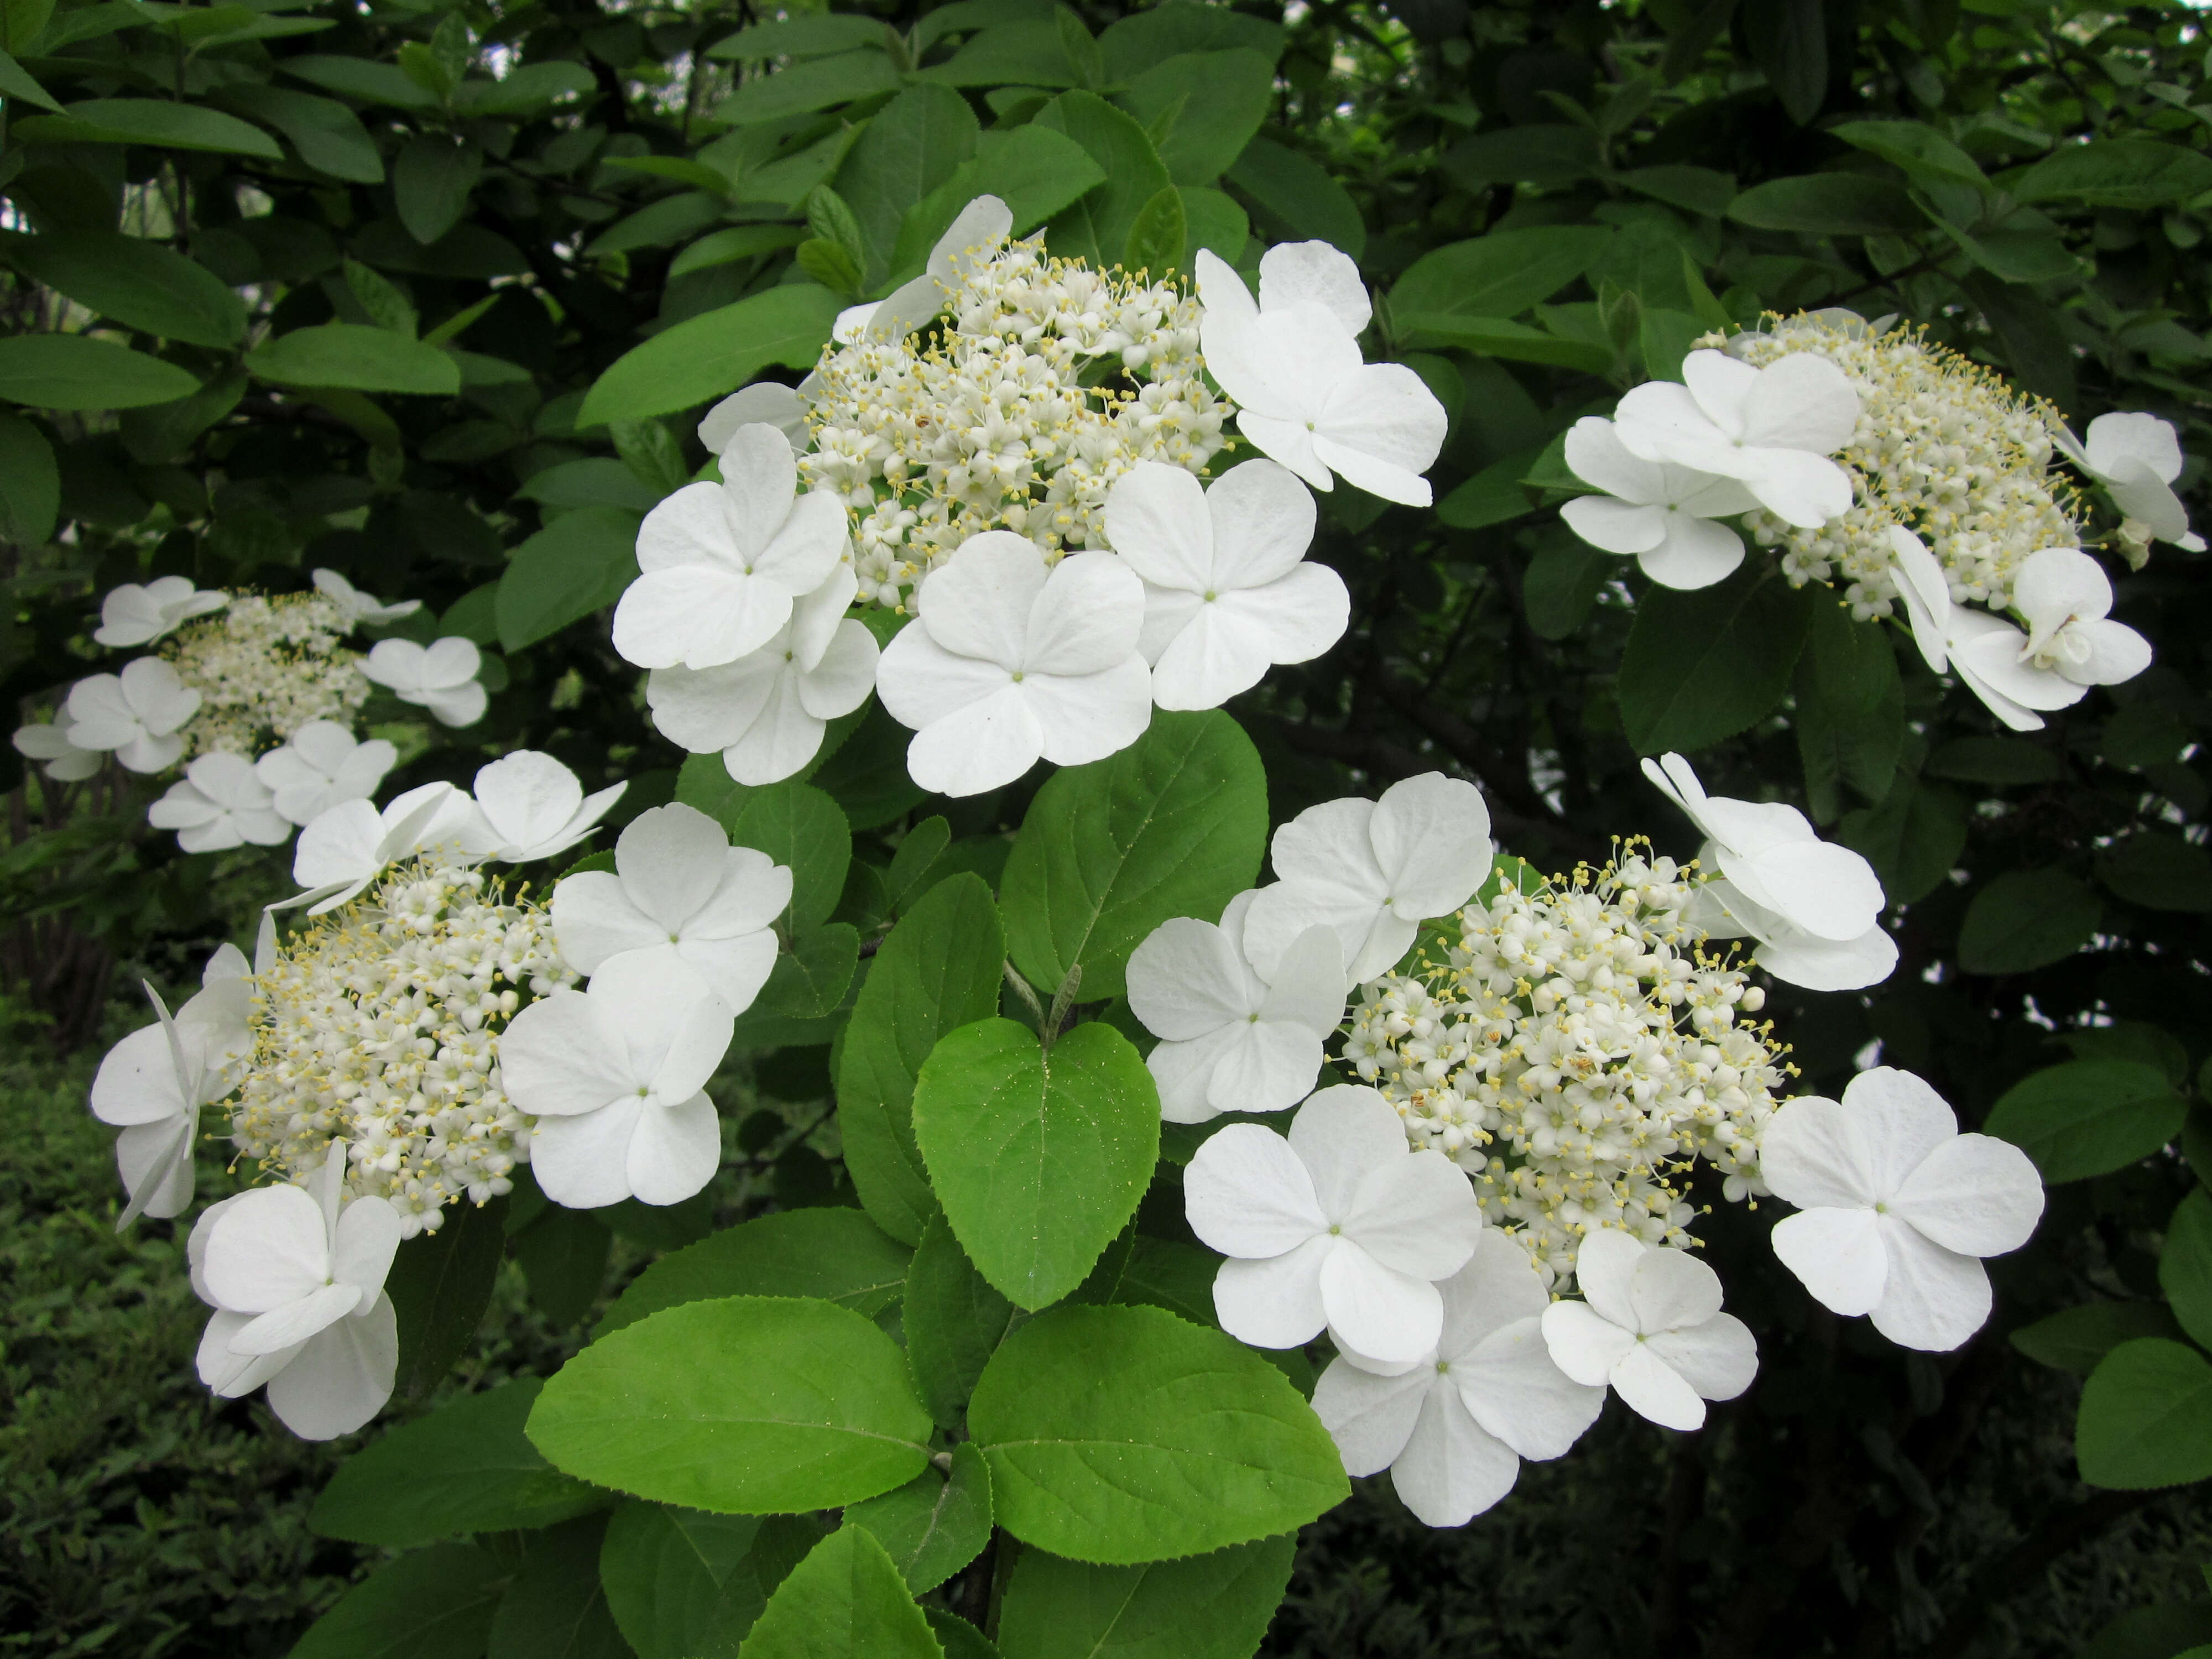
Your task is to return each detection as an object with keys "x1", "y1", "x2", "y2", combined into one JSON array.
[
  {"x1": 1793, "y1": 599, "x2": 1904, "y2": 822},
  {"x1": 529, "y1": 1296, "x2": 932, "y2": 1514},
  {"x1": 386, "y1": 1196, "x2": 508, "y2": 1400},
  {"x1": 1439, "y1": 123, "x2": 1598, "y2": 192},
  {"x1": 1035, "y1": 89, "x2": 1172, "y2": 269},
  {"x1": 716, "y1": 47, "x2": 902, "y2": 123},
  {"x1": 734, "y1": 1525, "x2": 943, "y2": 1658},
  {"x1": 2083, "y1": 1606, "x2": 2212, "y2": 1659},
  {"x1": 1726, "y1": 174, "x2": 1925, "y2": 236},
  {"x1": 1178, "y1": 184, "x2": 1249, "y2": 265},
  {"x1": 2011, "y1": 138, "x2": 2212, "y2": 210},
  {"x1": 834, "y1": 83, "x2": 981, "y2": 280},
  {"x1": 969, "y1": 1303, "x2": 1348, "y2": 1563},
  {"x1": 1121, "y1": 184, "x2": 1185, "y2": 277},
  {"x1": 1, "y1": 230, "x2": 245, "y2": 348},
  {"x1": 395, "y1": 133, "x2": 484, "y2": 247},
  {"x1": 723, "y1": 782, "x2": 852, "y2": 932},
  {"x1": 2012, "y1": 1302, "x2": 2185, "y2": 1376},
  {"x1": 15, "y1": 97, "x2": 281, "y2": 157},
  {"x1": 2097, "y1": 833, "x2": 2212, "y2": 914},
  {"x1": 1099, "y1": 2, "x2": 1284, "y2": 77},
  {"x1": 894, "y1": 124, "x2": 1108, "y2": 269},
  {"x1": 1833, "y1": 773, "x2": 1965, "y2": 905},
  {"x1": 0, "y1": 411, "x2": 58, "y2": 545},
  {"x1": 514, "y1": 1205, "x2": 613, "y2": 1328},
  {"x1": 579, "y1": 285, "x2": 843, "y2": 429},
  {"x1": 0, "y1": 335, "x2": 199, "y2": 411},
  {"x1": 1000, "y1": 709, "x2": 1266, "y2": 1001},
  {"x1": 601, "y1": 1503, "x2": 819, "y2": 1659},
  {"x1": 222, "y1": 85, "x2": 382, "y2": 184},
  {"x1": 1520, "y1": 538, "x2": 1606, "y2": 640},
  {"x1": 844, "y1": 1443, "x2": 993, "y2": 1594},
  {"x1": 2161, "y1": 1189, "x2": 2212, "y2": 1352},
  {"x1": 2075, "y1": 1338, "x2": 2212, "y2": 1490},
  {"x1": 671, "y1": 225, "x2": 809, "y2": 278},
  {"x1": 995, "y1": 1536, "x2": 1295, "y2": 1659},
  {"x1": 596, "y1": 1209, "x2": 913, "y2": 1338},
  {"x1": 246, "y1": 324, "x2": 461, "y2": 395},
  {"x1": 1115, "y1": 49, "x2": 1275, "y2": 185},
  {"x1": 2057, "y1": 1021, "x2": 2191, "y2": 1087},
  {"x1": 1616, "y1": 564, "x2": 1814, "y2": 755},
  {"x1": 1389, "y1": 227, "x2": 1612, "y2": 326},
  {"x1": 716, "y1": 14, "x2": 890, "y2": 60},
  {"x1": 495, "y1": 505, "x2": 641, "y2": 651},
  {"x1": 283, "y1": 53, "x2": 442, "y2": 108},
  {"x1": 458, "y1": 61, "x2": 595, "y2": 118},
  {"x1": 839, "y1": 874, "x2": 1007, "y2": 1245},
  {"x1": 517, "y1": 457, "x2": 664, "y2": 515},
  {"x1": 796, "y1": 238, "x2": 867, "y2": 298},
  {"x1": 885, "y1": 817, "x2": 954, "y2": 914},
  {"x1": 486, "y1": 1514, "x2": 627, "y2": 1659},
  {"x1": 920, "y1": 18, "x2": 1081, "y2": 90},
  {"x1": 1829, "y1": 118, "x2": 1989, "y2": 190},
  {"x1": 927, "y1": 1610, "x2": 1002, "y2": 1659},
  {"x1": 1744, "y1": 0, "x2": 1827, "y2": 124},
  {"x1": 0, "y1": 49, "x2": 60, "y2": 111},
  {"x1": 1923, "y1": 737, "x2": 2062, "y2": 786},
  {"x1": 1227, "y1": 133, "x2": 1365, "y2": 259},
  {"x1": 289, "y1": 1545, "x2": 507, "y2": 1659},
  {"x1": 904, "y1": 1212, "x2": 1016, "y2": 1431},
  {"x1": 1956, "y1": 868, "x2": 2100, "y2": 975},
  {"x1": 1983, "y1": 1060, "x2": 2186, "y2": 1184},
  {"x1": 752, "y1": 923, "x2": 860, "y2": 1022}
]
